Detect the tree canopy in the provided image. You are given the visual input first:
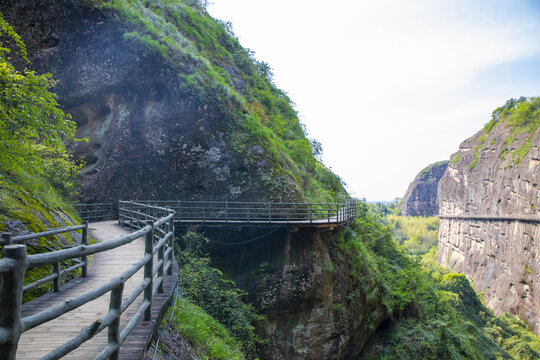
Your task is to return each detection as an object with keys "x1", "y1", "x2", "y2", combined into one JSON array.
[{"x1": 0, "y1": 13, "x2": 79, "y2": 194}]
